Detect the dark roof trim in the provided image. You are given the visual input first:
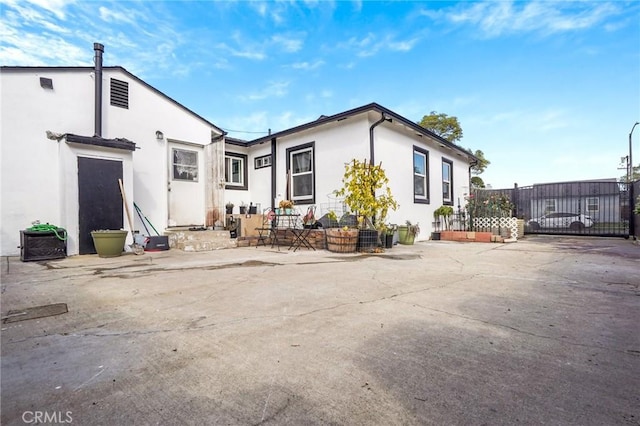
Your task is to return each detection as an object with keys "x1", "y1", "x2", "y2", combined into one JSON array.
[
  {"x1": 225, "y1": 136, "x2": 249, "y2": 147},
  {"x1": 65, "y1": 133, "x2": 136, "y2": 151},
  {"x1": 245, "y1": 102, "x2": 477, "y2": 162},
  {"x1": 1, "y1": 65, "x2": 226, "y2": 136}
]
